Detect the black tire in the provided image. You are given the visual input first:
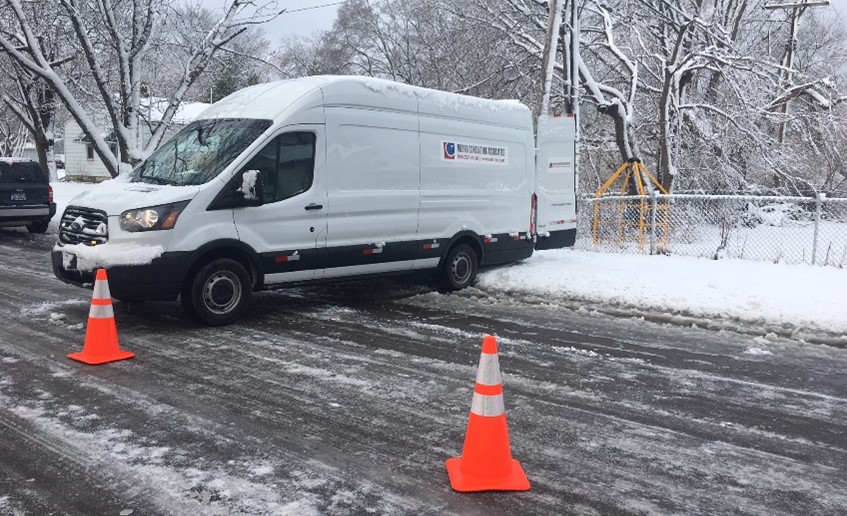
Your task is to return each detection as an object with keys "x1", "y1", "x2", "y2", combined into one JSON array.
[
  {"x1": 181, "y1": 258, "x2": 252, "y2": 326},
  {"x1": 27, "y1": 219, "x2": 49, "y2": 234},
  {"x1": 439, "y1": 243, "x2": 479, "y2": 291}
]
